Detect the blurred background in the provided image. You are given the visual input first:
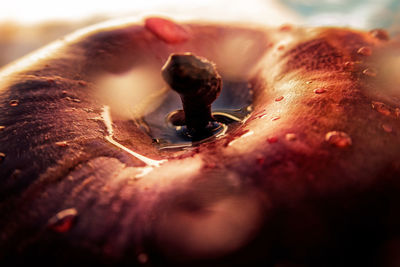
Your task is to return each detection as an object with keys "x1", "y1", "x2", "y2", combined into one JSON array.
[{"x1": 0, "y1": 0, "x2": 399, "y2": 68}]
